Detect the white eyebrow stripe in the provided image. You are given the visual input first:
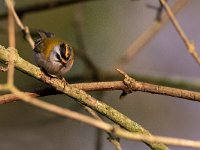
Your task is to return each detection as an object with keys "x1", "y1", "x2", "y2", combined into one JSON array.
[{"x1": 53, "y1": 45, "x2": 61, "y2": 56}]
